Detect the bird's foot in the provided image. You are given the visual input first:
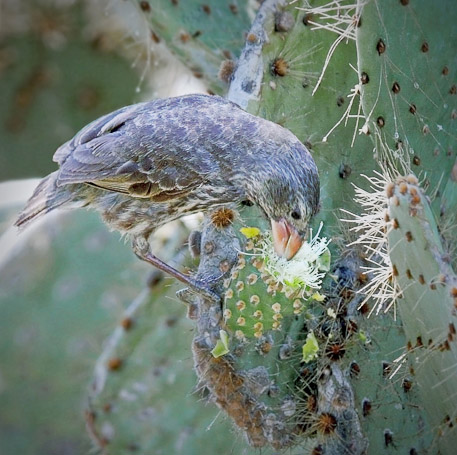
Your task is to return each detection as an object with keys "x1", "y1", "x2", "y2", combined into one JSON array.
[
  {"x1": 132, "y1": 237, "x2": 220, "y2": 303},
  {"x1": 180, "y1": 277, "x2": 220, "y2": 304}
]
